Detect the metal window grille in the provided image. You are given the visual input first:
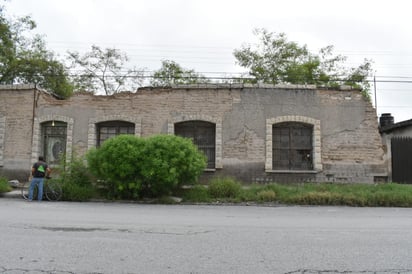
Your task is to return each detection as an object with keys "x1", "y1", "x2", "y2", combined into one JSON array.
[
  {"x1": 97, "y1": 121, "x2": 135, "y2": 146},
  {"x1": 175, "y1": 121, "x2": 216, "y2": 169},
  {"x1": 272, "y1": 122, "x2": 313, "y2": 170},
  {"x1": 41, "y1": 121, "x2": 67, "y2": 165}
]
